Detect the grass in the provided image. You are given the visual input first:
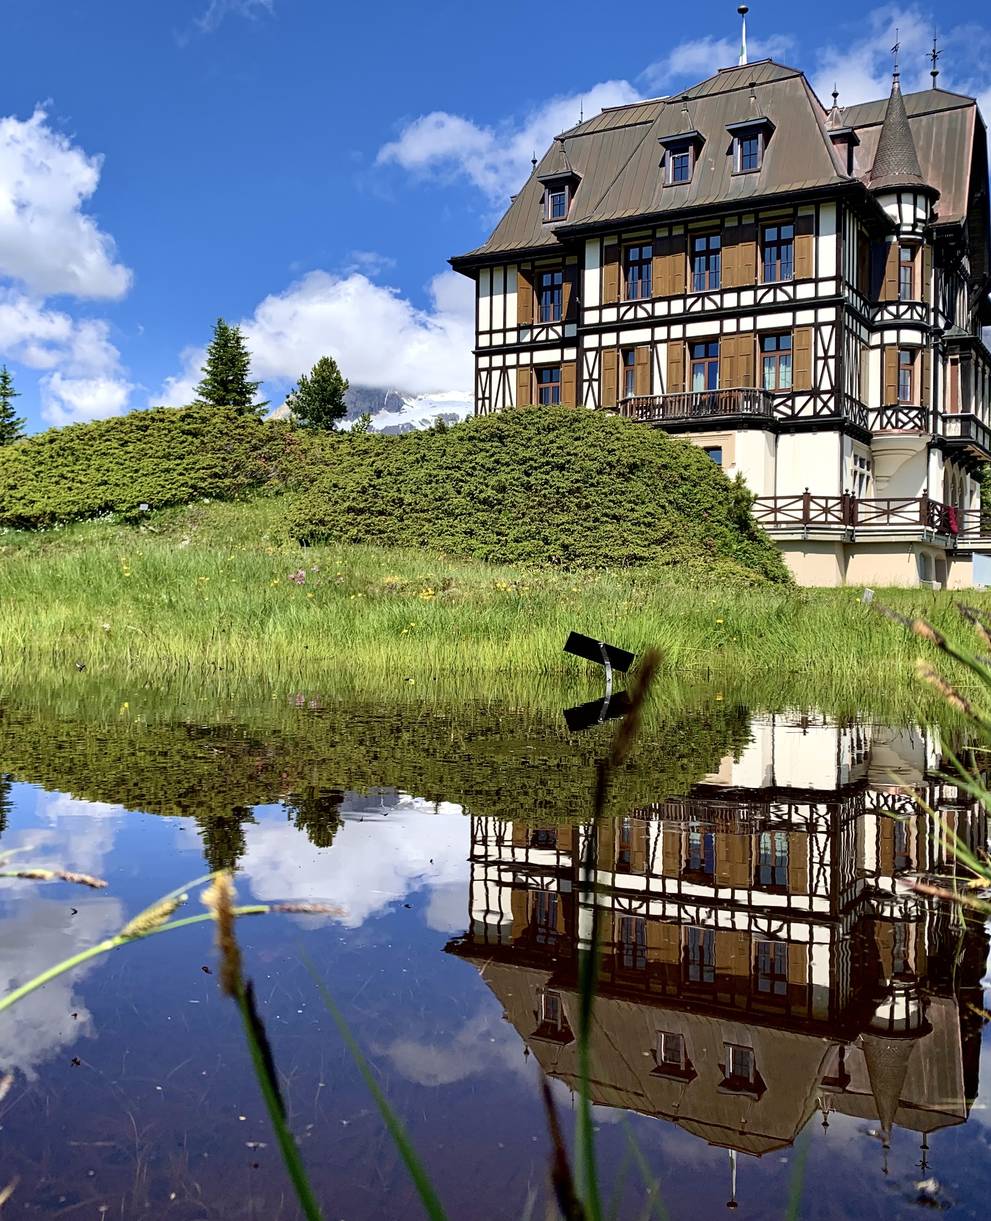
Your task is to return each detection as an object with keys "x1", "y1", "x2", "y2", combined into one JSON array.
[{"x1": 2, "y1": 496, "x2": 991, "y2": 711}]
